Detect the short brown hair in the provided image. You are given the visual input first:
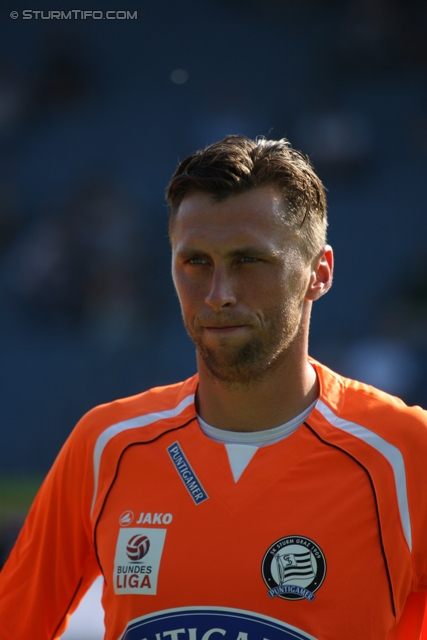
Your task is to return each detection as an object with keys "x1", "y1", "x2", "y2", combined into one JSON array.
[{"x1": 166, "y1": 135, "x2": 328, "y2": 260}]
